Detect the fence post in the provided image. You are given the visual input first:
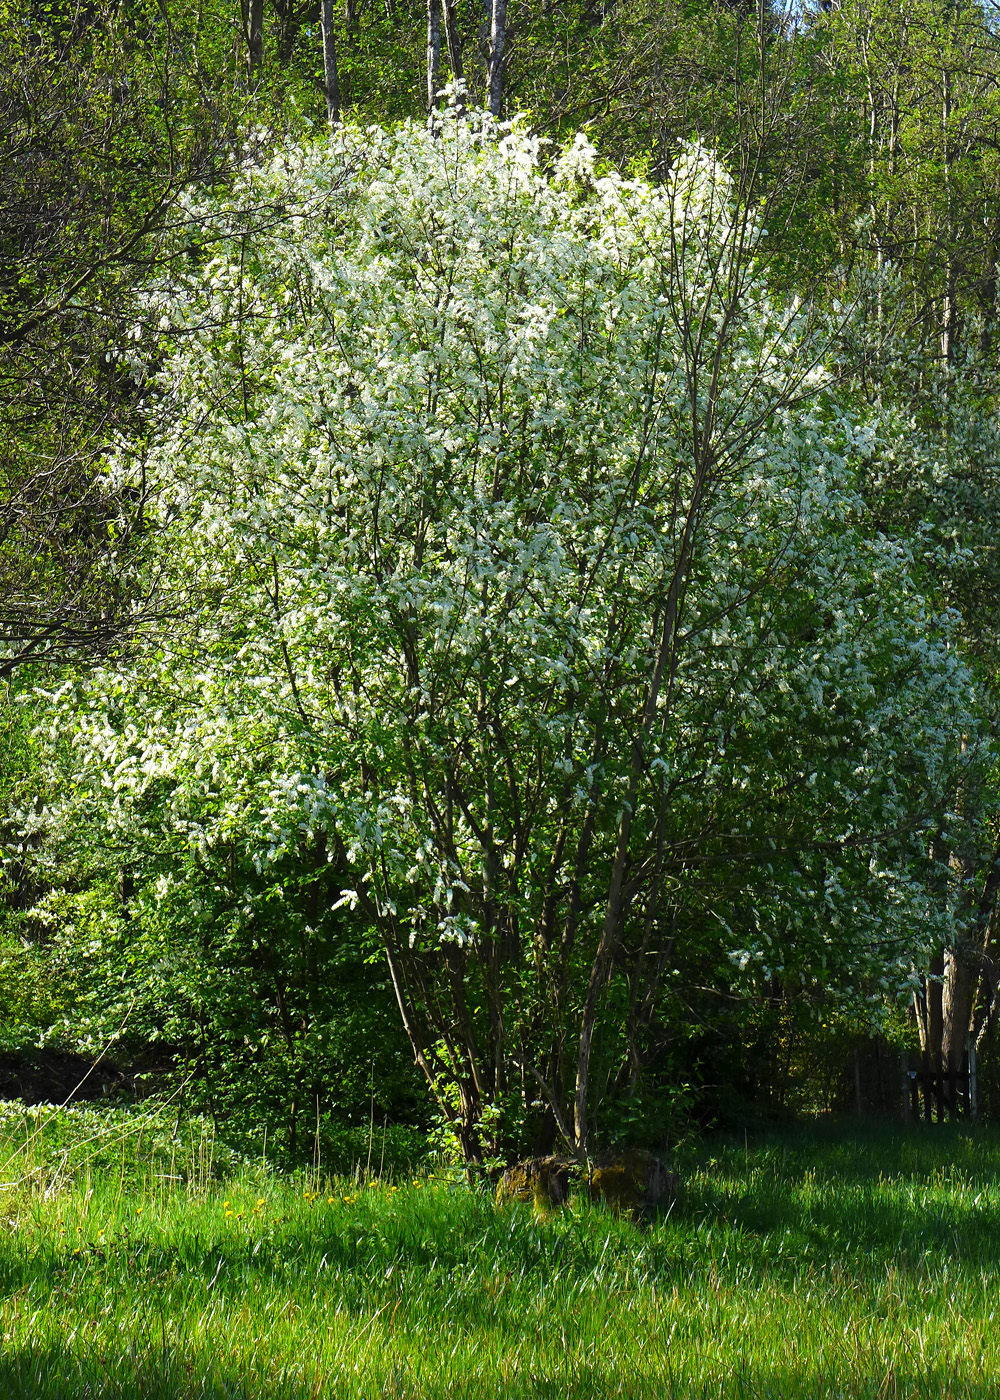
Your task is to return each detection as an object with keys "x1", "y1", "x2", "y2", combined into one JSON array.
[{"x1": 969, "y1": 1036, "x2": 978, "y2": 1121}]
